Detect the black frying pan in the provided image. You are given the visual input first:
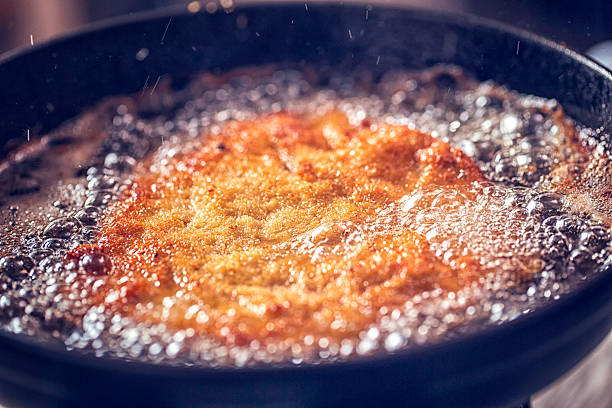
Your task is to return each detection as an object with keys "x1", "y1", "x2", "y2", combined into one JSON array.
[{"x1": 0, "y1": 3, "x2": 611, "y2": 408}]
